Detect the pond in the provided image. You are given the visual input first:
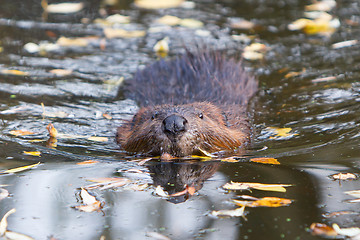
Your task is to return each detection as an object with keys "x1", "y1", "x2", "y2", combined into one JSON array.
[{"x1": 1, "y1": 0, "x2": 360, "y2": 239}]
